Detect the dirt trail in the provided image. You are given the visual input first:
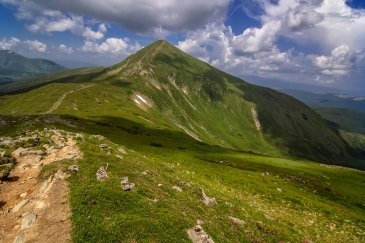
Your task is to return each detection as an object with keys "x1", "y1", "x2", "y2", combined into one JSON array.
[
  {"x1": 0, "y1": 129, "x2": 82, "y2": 243},
  {"x1": 45, "y1": 84, "x2": 95, "y2": 114}
]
